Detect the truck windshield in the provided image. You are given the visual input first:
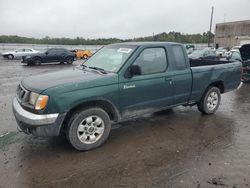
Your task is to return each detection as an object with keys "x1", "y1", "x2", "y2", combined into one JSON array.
[{"x1": 83, "y1": 45, "x2": 136, "y2": 72}]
